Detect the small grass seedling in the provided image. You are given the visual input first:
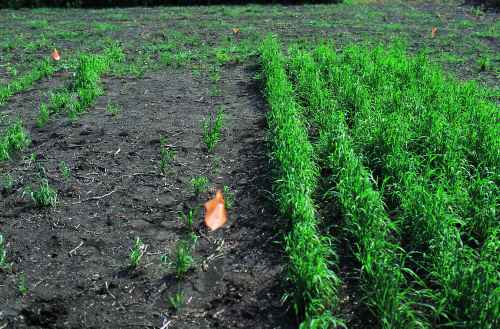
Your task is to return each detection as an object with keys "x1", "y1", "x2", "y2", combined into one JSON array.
[
  {"x1": 49, "y1": 89, "x2": 71, "y2": 113},
  {"x1": 191, "y1": 176, "x2": 209, "y2": 195},
  {"x1": 29, "y1": 178, "x2": 57, "y2": 208},
  {"x1": 106, "y1": 102, "x2": 121, "y2": 117},
  {"x1": 59, "y1": 161, "x2": 71, "y2": 180},
  {"x1": 36, "y1": 103, "x2": 50, "y2": 128},
  {"x1": 179, "y1": 207, "x2": 198, "y2": 231},
  {"x1": 0, "y1": 120, "x2": 30, "y2": 161},
  {"x1": 159, "y1": 136, "x2": 176, "y2": 175},
  {"x1": 161, "y1": 237, "x2": 196, "y2": 279},
  {"x1": 129, "y1": 237, "x2": 146, "y2": 268},
  {"x1": 478, "y1": 56, "x2": 491, "y2": 72},
  {"x1": 223, "y1": 185, "x2": 235, "y2": 209},
  {"x1": 202, "y1": 108, "x2": 224, "y2": 152},
  {"x1": 173, "y1": 240, "x2": 195, "y2": 278},
  {"x1": 18, "y1": 273, "x2": 28, "y2": 296},
  {"x1": 0, "y1": 233, "x2": 12, "y2": 272},
  {"x1": 168, "y1": 290, "x2": 185, "y2": 311}
]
